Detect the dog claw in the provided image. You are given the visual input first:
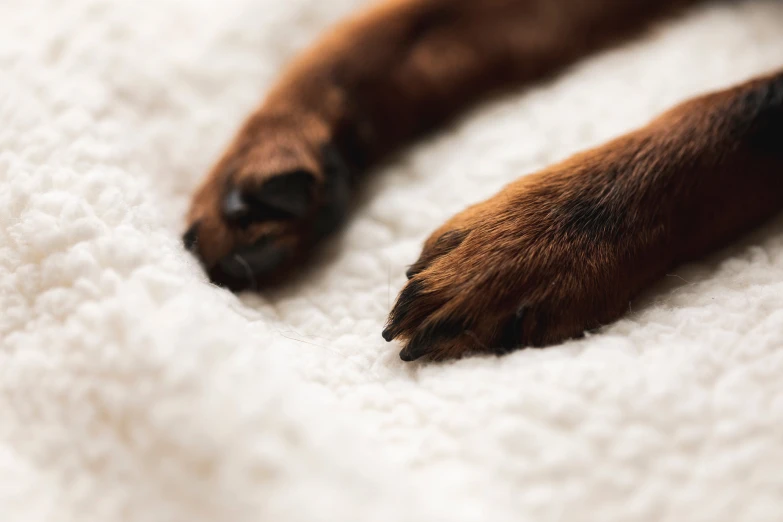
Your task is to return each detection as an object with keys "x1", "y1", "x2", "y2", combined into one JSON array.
[{"x1": 399, "y1": 345, "x2": 424, "y2": 362}]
